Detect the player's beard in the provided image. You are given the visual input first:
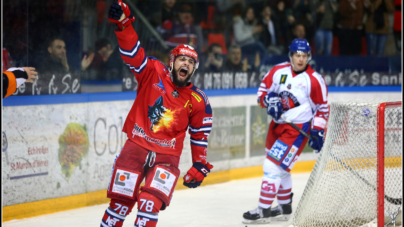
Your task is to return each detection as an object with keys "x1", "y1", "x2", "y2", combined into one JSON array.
[{"x1": 172, "y1": 68, "x2": 192, "y2": 87}]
